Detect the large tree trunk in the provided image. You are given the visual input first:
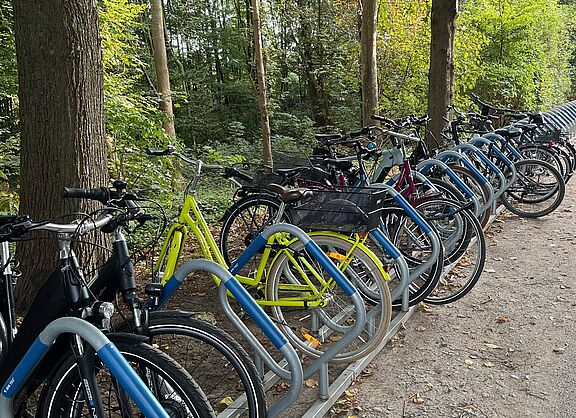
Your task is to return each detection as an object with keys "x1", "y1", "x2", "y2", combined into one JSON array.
[
  {"x1": 426, "y1": 0, "x2": 458, "y2": 150},
  {"x1": 250, "y1": 0, "x2": 273, "y2": 165},
  {"x1": 151, "y1": 0, "x2": 176, "y2": 138},
  {"x1": 12, "y1": 0, "x2": 109, "y2": 310},
  {"x1": 360, "y1": 0, "x2": 379, "y2": 127}
]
